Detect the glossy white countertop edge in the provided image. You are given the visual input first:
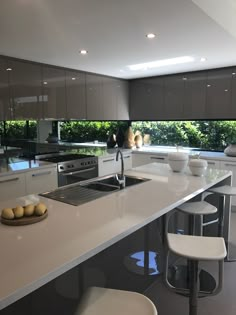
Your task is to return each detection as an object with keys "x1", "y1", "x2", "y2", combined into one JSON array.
[
  {"x1": 133, "y1": 146, "x2": 236, "y2": 161},
  {"x1": 0, "y1": 163, "x2": 231, "y2": 310}
]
